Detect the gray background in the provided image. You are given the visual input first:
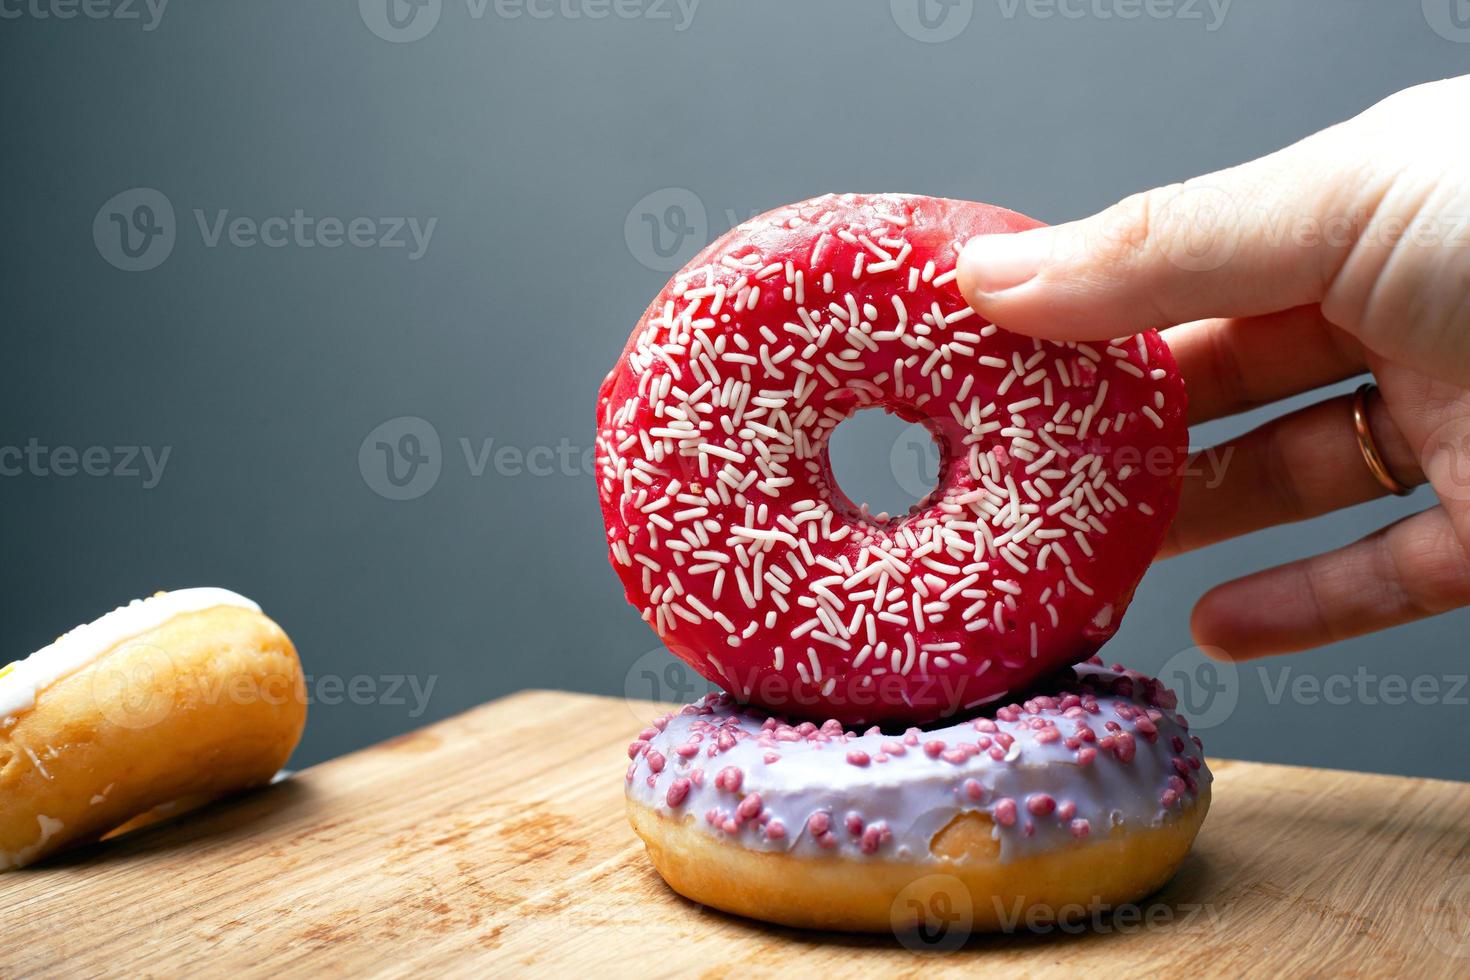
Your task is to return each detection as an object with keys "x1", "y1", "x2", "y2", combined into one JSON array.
[{"x1": 3, "y1": 0, "x2": 1467, "y2": 778}]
